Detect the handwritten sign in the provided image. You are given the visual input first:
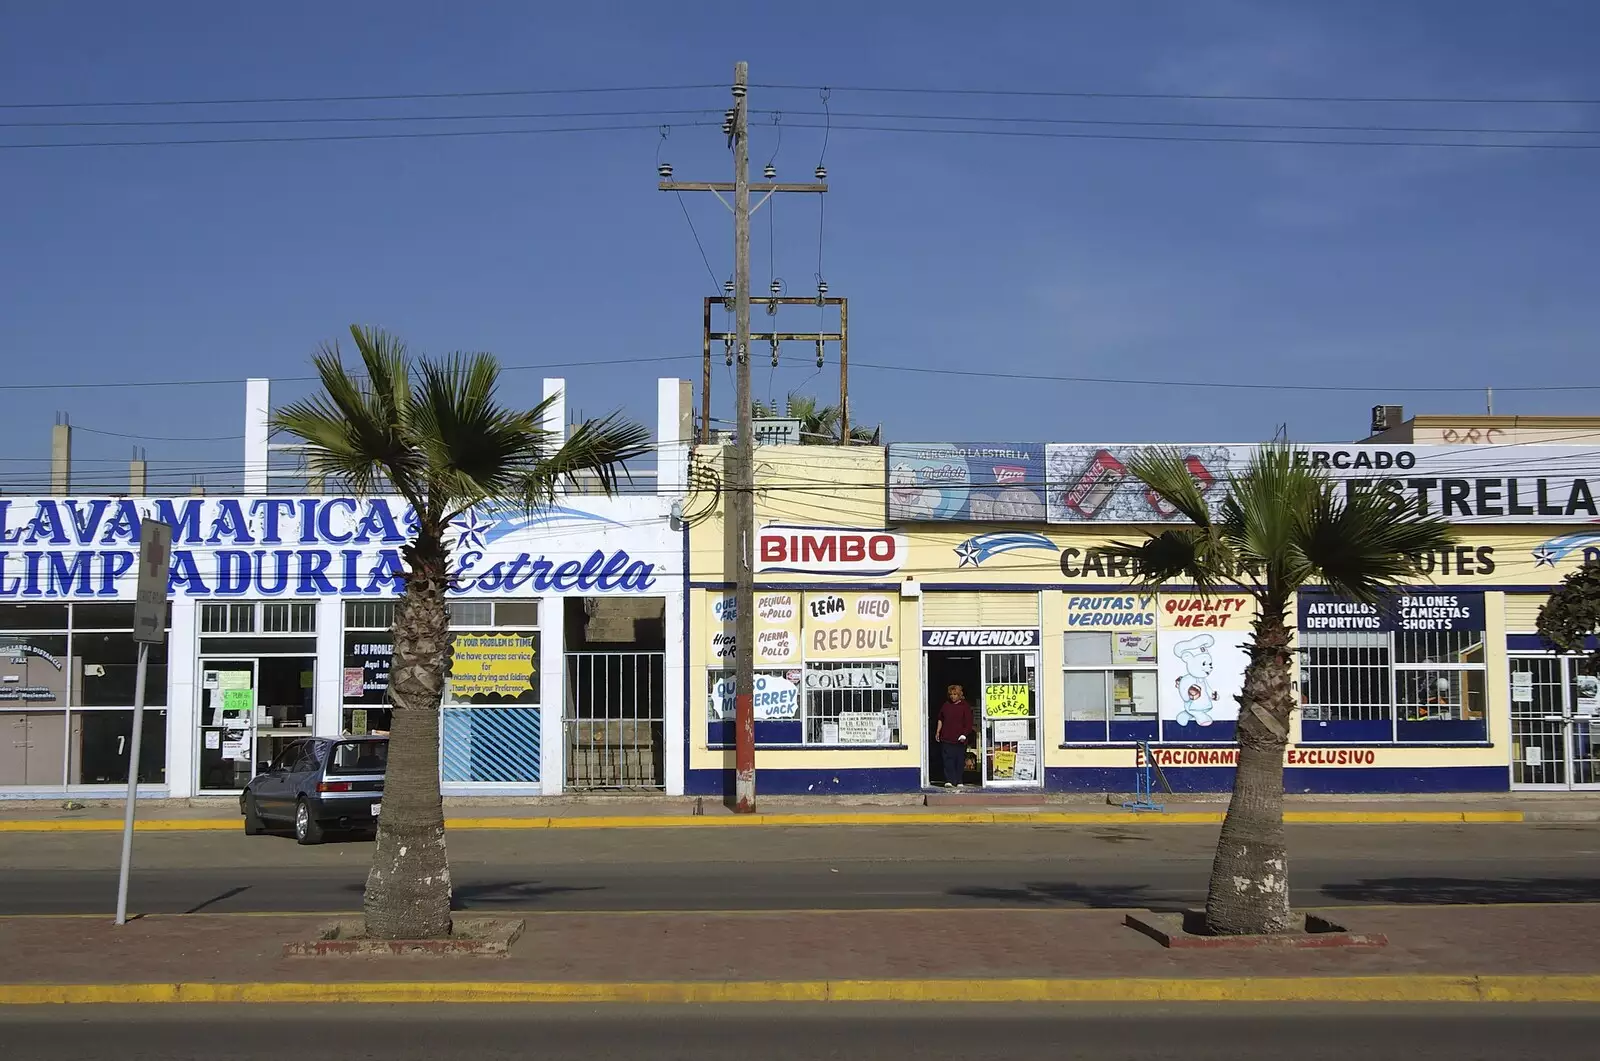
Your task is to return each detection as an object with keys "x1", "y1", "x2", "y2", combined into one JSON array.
[
  {"x1": 984, "y1": 683, "x2": 1031, "y2": 718},
  {"x1": 804, "y1": 592, "x2": 898, "y2": 661},
  {"x1": 221, "y1": 688, "x2": 254, "y2": 716}
]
